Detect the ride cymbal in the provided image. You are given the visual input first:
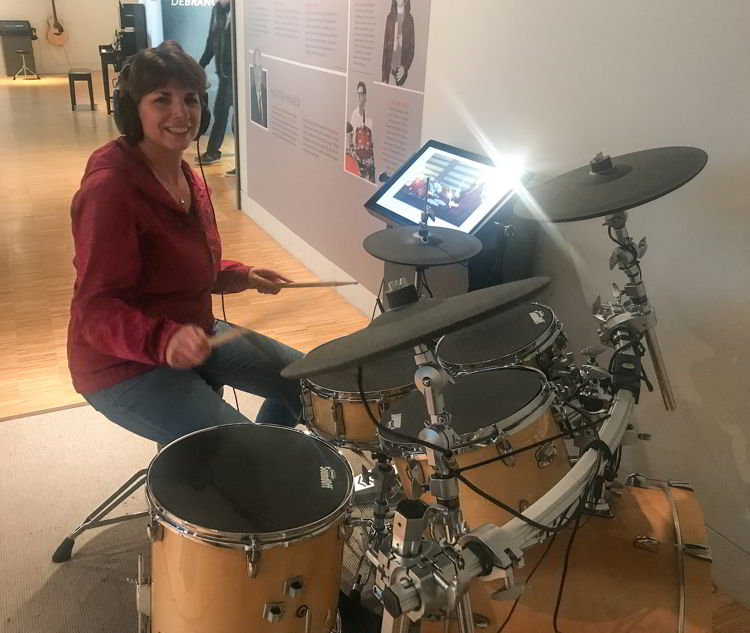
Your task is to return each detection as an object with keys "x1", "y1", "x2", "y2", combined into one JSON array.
[
  {"x1": 514, "y1": 146, "x2": 708, "y2": 223},
  {"x1": 281, "y1": 277, "x2": 550, "y2": 379}
]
